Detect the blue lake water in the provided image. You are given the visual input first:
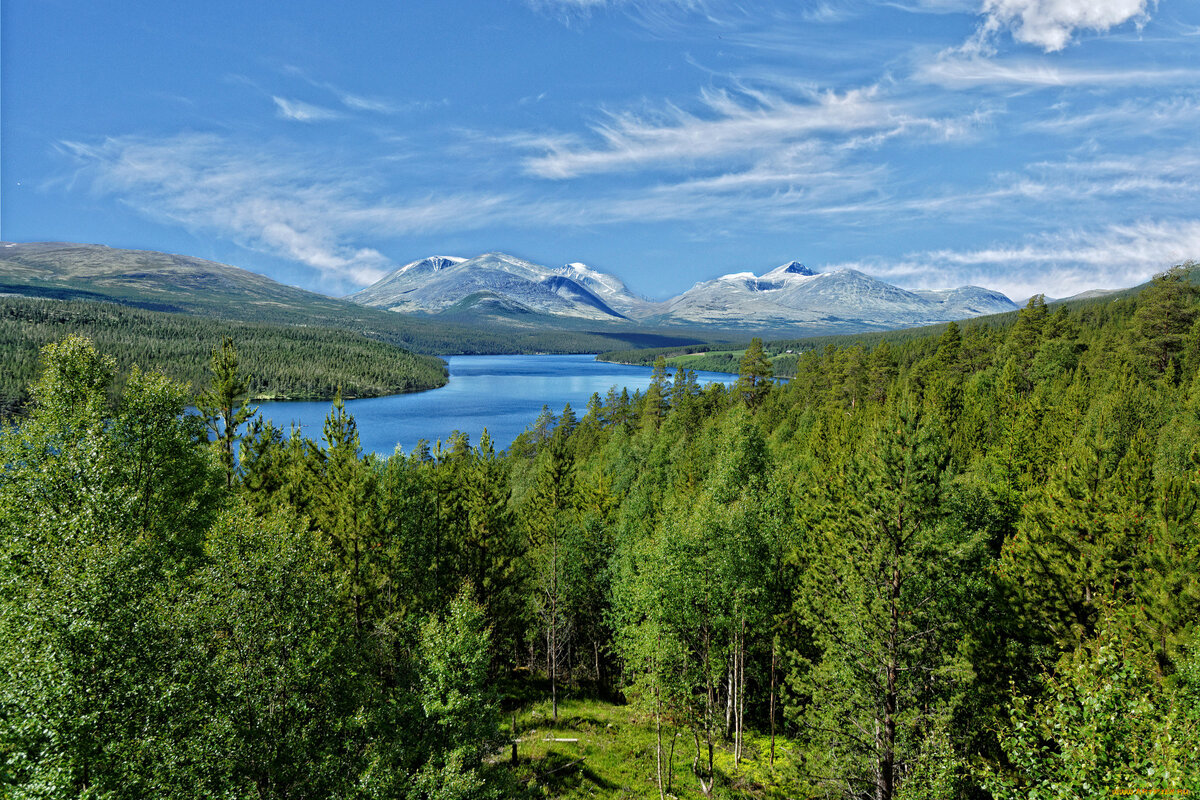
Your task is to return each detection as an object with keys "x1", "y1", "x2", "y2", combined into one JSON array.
[{"x1": 254, "y1": 354, "x2": 734, "y2": 456}]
